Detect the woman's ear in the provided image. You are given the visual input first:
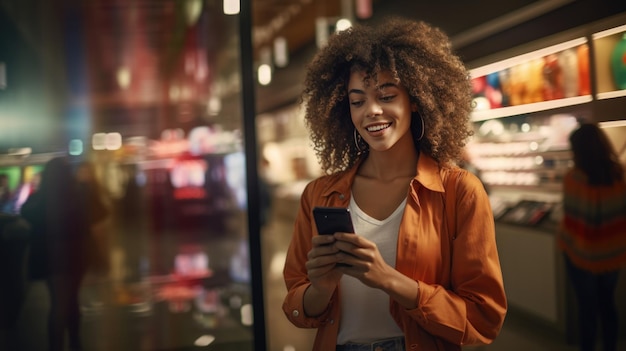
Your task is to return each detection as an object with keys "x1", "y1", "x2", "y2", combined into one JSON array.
[{"x1": 411, "y1": 102, "x2": 419, "y2": 113}]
